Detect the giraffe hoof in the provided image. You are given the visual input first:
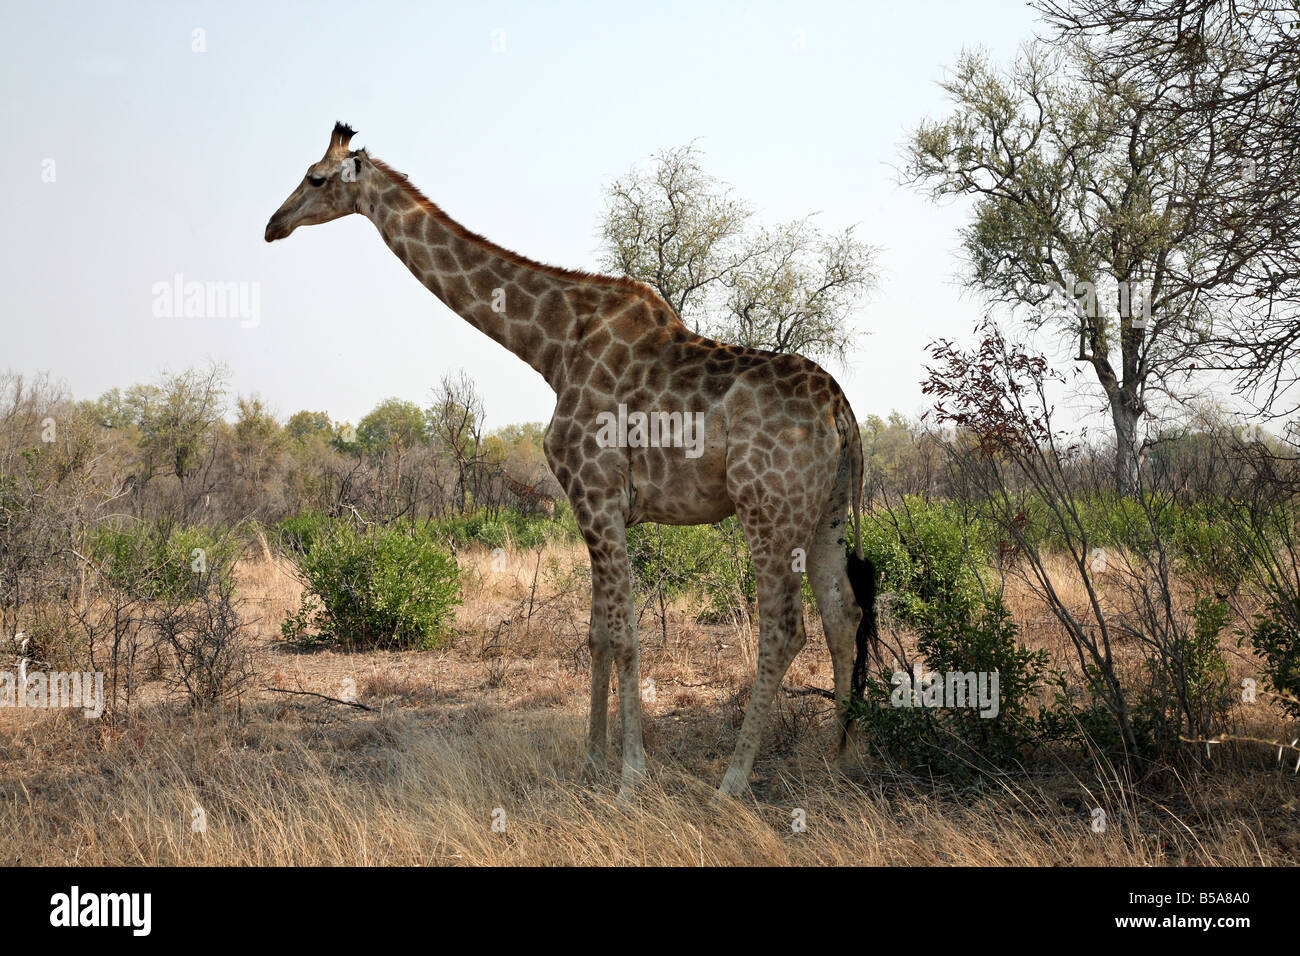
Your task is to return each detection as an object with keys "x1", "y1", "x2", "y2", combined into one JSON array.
[
  {"x1": 716, "y1": 769, "x2": 750, "y2": 799},
  {"x1": 616, "y1": 777, "x2": 645, "y2": 805},
  {"x1": 580, "y1": 752, "x2": 607, "y2": 784},
  {"x1": 615, "y1": 765, "x2": 647, "y2": 803}
]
